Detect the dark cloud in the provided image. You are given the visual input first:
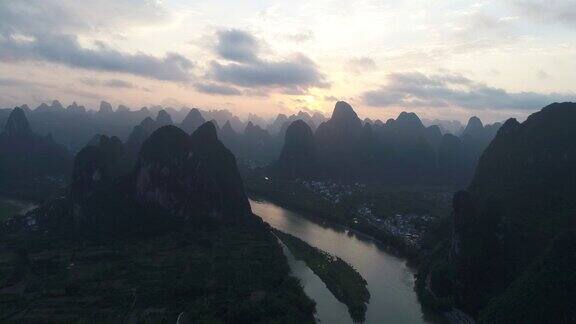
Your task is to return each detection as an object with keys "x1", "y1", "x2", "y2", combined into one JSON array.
[
  {"x1": 80, "y1": 78, "x2": 135, "y2": 88},
  {"x1": 206, "y1": 30, "x2": 329, "y2": 96},
  {"x1": 0, "y1": 1, "x2": 190, "y2": 82},
  {"x1": 347, "y1": 56, "x2": 377, "y2": 74},
  {"x1": 0, "y1": 0, "x2": 168, "y2": 36},
  {"x1": 510, "y1": 0, "x2": 576, "y2": 28},
  {"x1": 0, "y1": 34, "x2": 193, "y2": 81},
  {"x1": 194, "y1": 82, "x2": 242, "y2": 96},
  {"x1": 210, "y1": 54, "x2": 329, "y2": 93},
  {"x1": 362, "y1": 72, "x2": 575, "y2": 111},
  {"x1": 216, "y1": 29, "x2": 259, "y2": 63}
]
